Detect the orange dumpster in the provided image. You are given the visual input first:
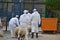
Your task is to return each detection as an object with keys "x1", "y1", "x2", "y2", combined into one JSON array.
[{"x1": 42, "y1": 18, "x2": 58, "y2": 32}]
